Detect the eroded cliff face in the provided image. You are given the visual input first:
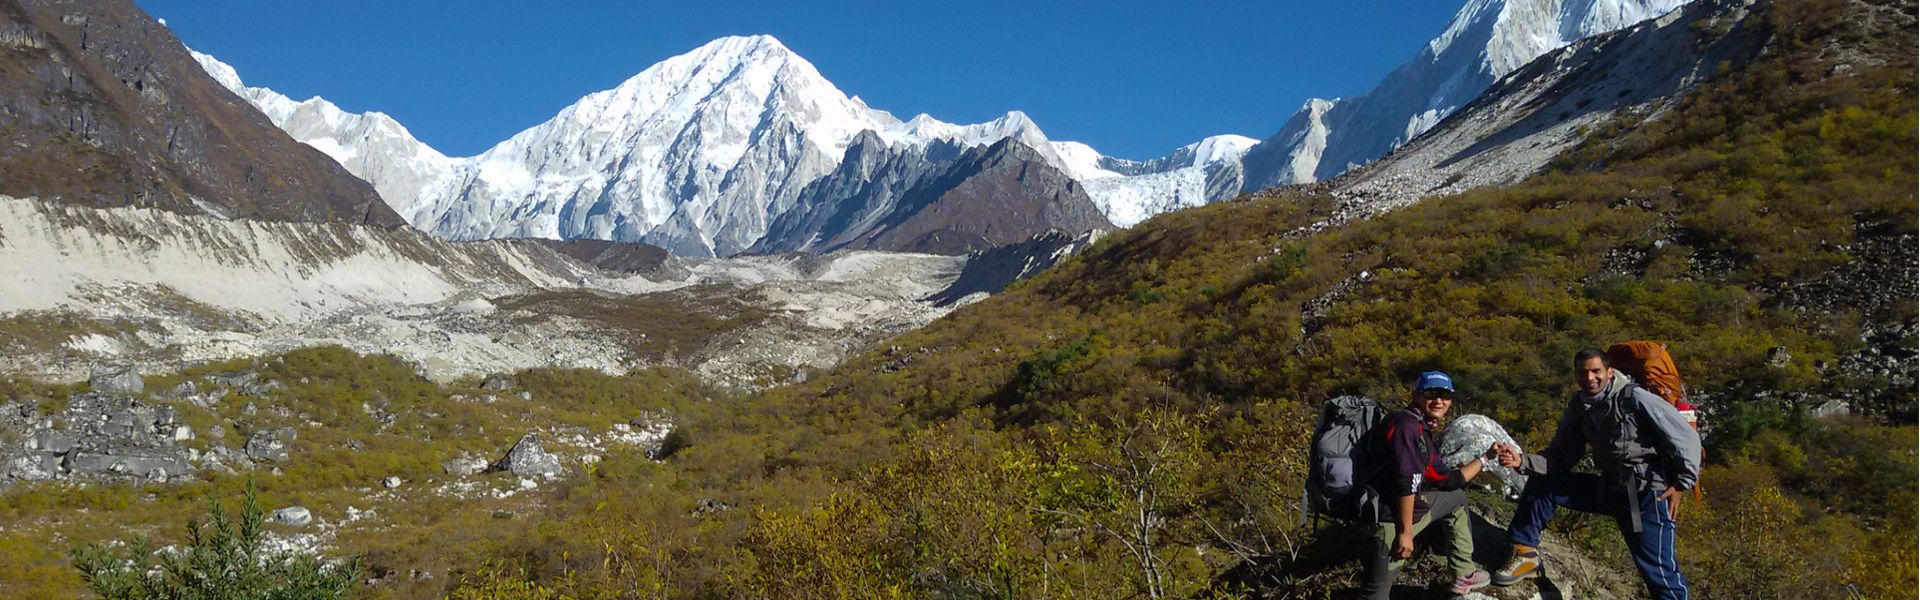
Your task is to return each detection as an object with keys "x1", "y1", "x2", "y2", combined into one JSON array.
[
  {"x1": 0, "y1": 195, "x2": 967, "y2": 386},
  {"x1": 0, "y1": 0, "x2": 400, "y2": 225}
]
